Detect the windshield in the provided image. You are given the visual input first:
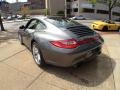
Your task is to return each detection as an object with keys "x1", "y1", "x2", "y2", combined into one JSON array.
[{"x1": 45, "y1": 17, "x2": 82, "y2": 28}]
